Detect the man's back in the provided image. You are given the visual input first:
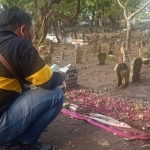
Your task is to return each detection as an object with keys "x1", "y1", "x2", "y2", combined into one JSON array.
[{"x1": 0, "y1": 27, "x2": 52, "y2": 115}]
